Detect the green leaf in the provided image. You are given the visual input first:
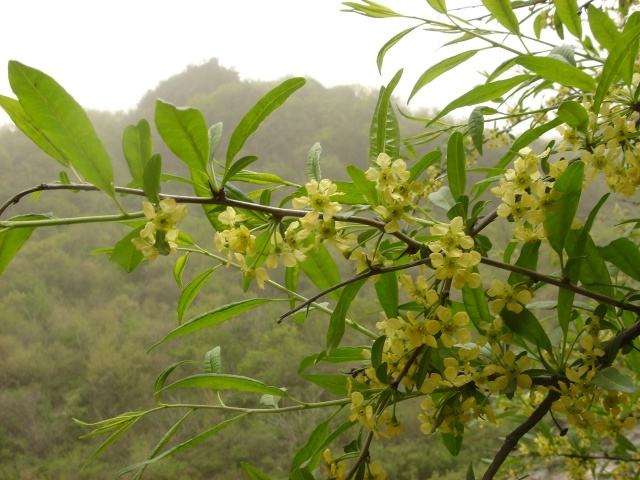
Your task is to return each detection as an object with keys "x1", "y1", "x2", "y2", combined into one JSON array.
[
  {"x1": 85, "y1": 416, "x2": 141, "y2": 465},
  {"x1": 515, "y1": 55, "x2": 595, "y2": 91},
  {"x1": 377, "y1": 26, "x2": 419, "y2": 73},
  {"x1": 207, "y1": 122, "x2": 223, "y2": 162},
  {"x1": 428, "y1": 186, "x2": 456, "y2": 210},
  {"x1": 110, "y1": 227, "x2": 144, "y2": 273},
  {"x1": 302, "y1": 373, "x2": 348, "y2": 396},
  {"x1": 153, "y1": 360, "x2": 193, "y2": 397},
  {"x1": 375, "y1": 271, "x2": 398, "y2": 318},
  {"x1": 501, "y1": 308, "x2": 553, "y2": 353},
  {"x1": 446, "y1": 131, "x2": 466, "y2": 200},
  {"x1": 593, "y1": 12, "x2": 640, "y2": 113},
  {"x1": 410, "y1": 150, "x2": 441, "y2": 181},
  {"x1": 370, "y1": 70, "x2": 402, "y2": 161},
  {"x1": 0, "y1": 95, "x2": 68, "y2": 166},
  {"x1": 173, "y1": 253, "x2": 189, "y2": 288},
  {"x1": 426, "y1": 0, "x2": 446, "y2": 13},
  {"x1": 291, "y1": 419, "x2": 330, "y2": 470},
  {"x1": 204, "y1": 346, "x2": 222, "y2": 374},
  {"x1": 123, "y1": 119, "x2": 152, "y2": 187},
  {"x1": 0, "y1": 214, "x2": 49, "y2": 275},
  {"x1": 160, "y1": 373, "x2": 287, "y2": 397},
  {"x1": 599, "y1": 238, "x2": 640, "y2": 282},
  {"x1": 558, "y1": 100, "x2": 589, "y2": 133},
  {"x1": 149, "y1": 298, "x2": 274, "y2": 350},
  {"x1": 177, "y1": 268, "x2": 217, "y2": 324},
  {"x1": 508, "y1": 241, "x2": 541, "y2": 285},
  {"x1": 142, "y1": 154, "x2": 162, "y2": 204},
  {"x1": 371, "y1": 335, "x2": 386, "y2": 370},
  {"x1": 131, "y1": 410, "x2": 194, "y2": 480},
  {"x1": 482, "y1": 0, "x2": 520, "y2": 34},
  {"x1": 576, "y1": 236, "x2": 612, "y2": 296},
  {"x1": 300, "y1": 244, "x2": 341, "y2": 299},
  {"x1": 587, "y1": 6, "x2": 619, "y2": 52},
  {"x1": 468, "y1": 107, "x2": 484, "y2": 154},
  {"x1": 467, "y1": 463, "x2": 476, "y2": 480},
  {"x1": 8, "y1": 61, "x2": 115, "y2": 198},
  {"x1": 543, "y1": 161, "x2": 584, "y2": 256},
  {"x1": 226, "y1": 77, "x2": 305, "y2": 169},
  {"x1": 155, "y1": 100, "x2": 208, "y2": 172},
  {"x1": 118, "y1": 414, "x2": 246, "y2": 476},
  {"x1": 306, "y1": 142, "x2": 322, "y2": 181},
  {"x1": 347, "y1": 165, "x2": 378, "y2": 206},
  {"x1": 327, "y1": 279, "x2": 366, "y2": 355},
  {"x1": 553, "y1": 0, "x2": 581, "y2": 38},
  {"x1": 441, "y1": 432, "x2": 463, "y2": 456},
  {"x1": 221, "y1": 155, "x2": 258, "y2": 187},
  {"x1": 409, "y1": 51, "x2": 478, "y2": 102},
  {"x1": 593, "y1": 367, "x2": 636, "y2": 393},
  {"x1": 241, "y1": 462, "x2": 272, "y2": 480},
  {"x1": 462, "y1": 284, "x2": 492, "y2": 330},
  {"x1": 431, "y1": 75, "x2": 530, "y2": 124}
]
